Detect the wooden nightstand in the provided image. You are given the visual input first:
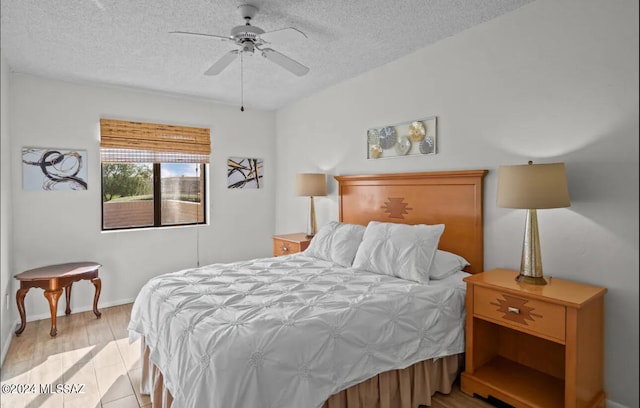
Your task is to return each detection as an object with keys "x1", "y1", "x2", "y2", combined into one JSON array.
[
  {"x1": 461, "y1": 268, "x2": 607, "y2": 408},
  {"x1": 272, "y1": 233, "x2": 311, "y2": 256}
]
